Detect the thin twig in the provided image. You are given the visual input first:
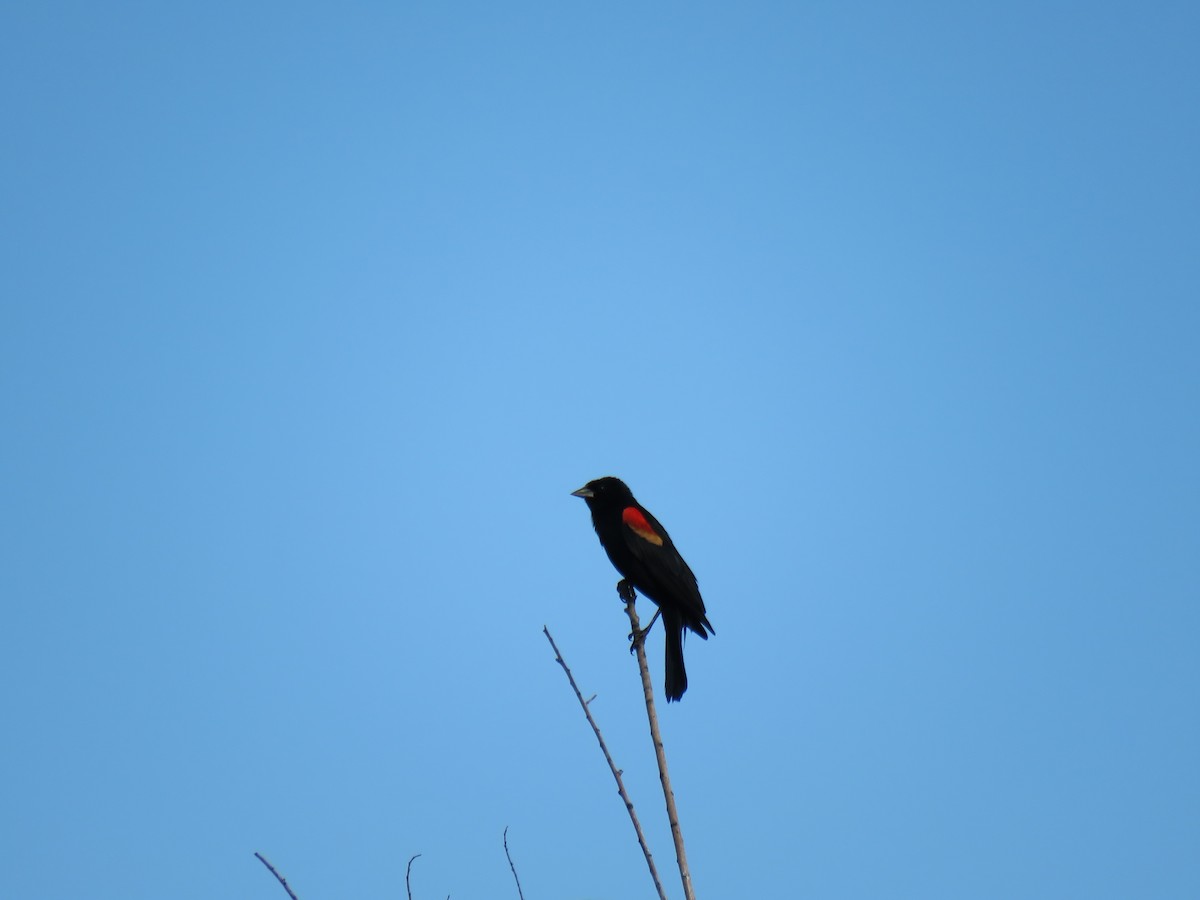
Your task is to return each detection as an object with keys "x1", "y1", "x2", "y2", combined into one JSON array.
[
  {"x1": 622, "y1": 582, "x2": 697, "y2": 900},
  {"x1": 503, "y1": 826, "x2": 526, "y2": 900},
  {"x1": 543, "y1": 625, "x2": 669, "y2": 900},
  {"x1": 254, "y1": 852, "x2": 300, "y2": 900},
  {"x1": 406, "y1": 854, "x2": 421, "y2": 900}
]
